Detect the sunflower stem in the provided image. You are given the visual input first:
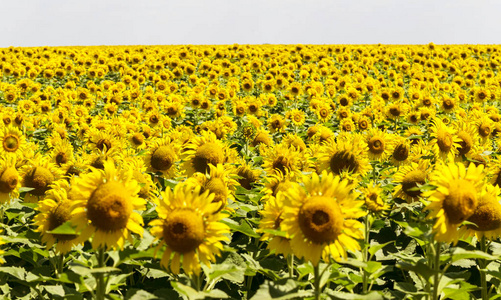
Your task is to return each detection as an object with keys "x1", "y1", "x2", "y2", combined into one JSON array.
[
  {"x1": 362, "y1": 213, "x2": 371, "y2": 294},
  {"x1": 480, "y1": 235, "x2": 488, "y2": 300},
  {"x1": 288, "y1": 254, "x2": 294, "y2": 278},
  {"x1": 313, "y1": 263, "x2": 322, "y2": 300},
  {"x1": 432, "y1": 241, "x2": 441, "y2": 300},
  {"x1": 95, "y1": 247, "x2": 106, "y2": 300},
  {"x1": 57, "y1": 253, "x2": 64, "y2": 277}
]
